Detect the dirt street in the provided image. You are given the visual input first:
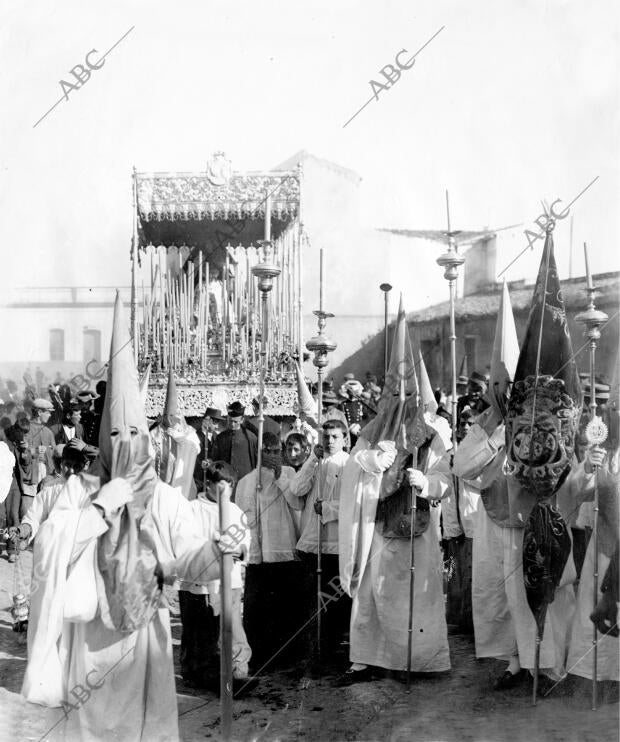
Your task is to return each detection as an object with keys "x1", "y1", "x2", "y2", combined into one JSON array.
[{"x1": 0, "y1": 548, "x2": 617, "y2": 742}]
